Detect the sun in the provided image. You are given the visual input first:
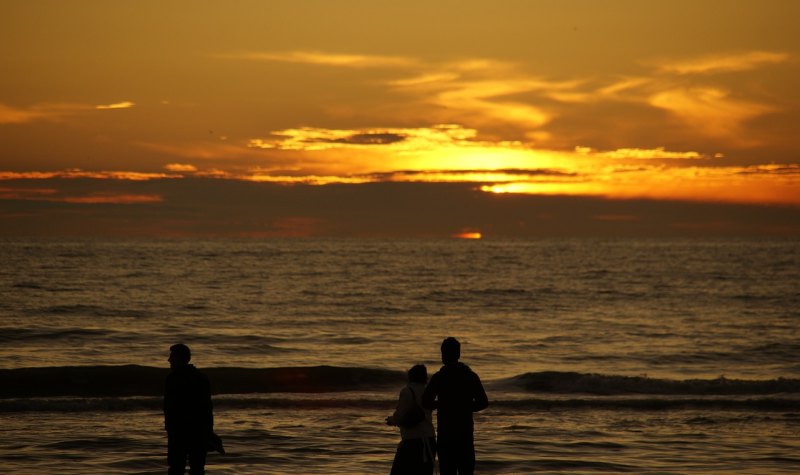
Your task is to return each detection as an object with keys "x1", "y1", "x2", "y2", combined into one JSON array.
[{"x1": 452, "y1": 231, "x2": 482, "y2": 240}]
